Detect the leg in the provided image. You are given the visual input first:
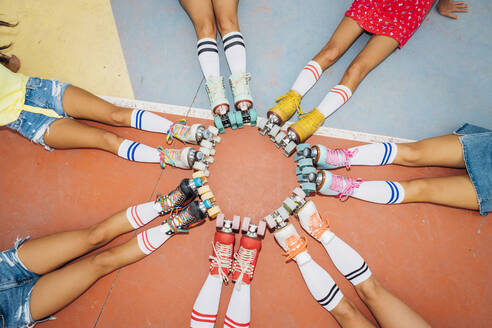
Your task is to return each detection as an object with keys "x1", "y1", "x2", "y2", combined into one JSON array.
[
  {"x1": 212, "y1": 0, "x2": 239, "y2": 37},
  {"x1": 355, "y1": 277, "x2": 430, "y2": 328},
  {"x1": 330, "y1": 297, "x2": 376, "y2": 328},
  {"x1": 180, "y1": 0, "x2": 217, "y2": 40}
]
